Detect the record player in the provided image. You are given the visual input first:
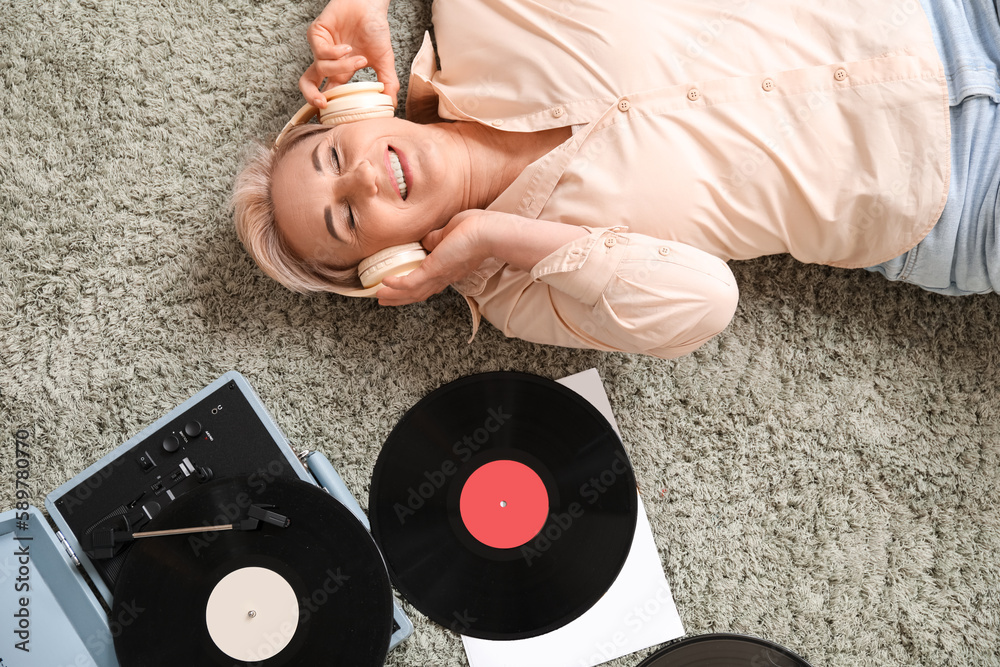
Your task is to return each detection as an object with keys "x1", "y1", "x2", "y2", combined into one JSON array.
[
  {"x1": 0, "y1": 371, "x2": 413, "y2": 667},
  {"x1": 2, "y1": 369, "x2": 816, "y2": 667}
]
